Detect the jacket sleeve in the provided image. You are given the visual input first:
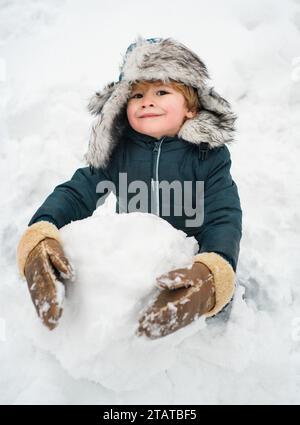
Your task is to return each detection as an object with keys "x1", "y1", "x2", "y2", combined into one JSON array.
[
  {"x1": 196, "y1": 146, "x2": 242, "y2": 272},
  {"x1": 28, "y1": 166, "x2": 113, "y2": 229}
]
